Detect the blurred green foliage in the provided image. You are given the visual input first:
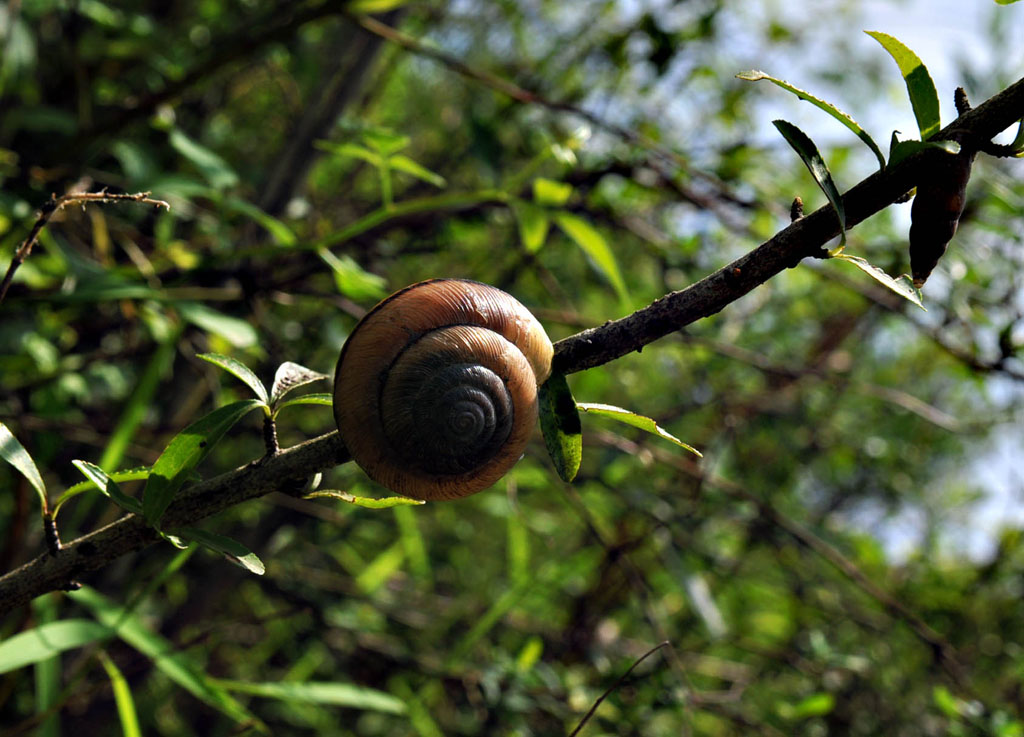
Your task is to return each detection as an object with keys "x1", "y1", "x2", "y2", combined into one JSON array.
[{"x1": 2, "y1": 1, "x2": 1024, "y2": 735}]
